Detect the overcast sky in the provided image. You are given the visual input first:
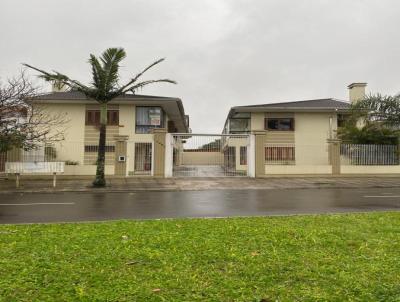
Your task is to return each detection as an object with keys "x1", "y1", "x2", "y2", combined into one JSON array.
[{"x1": 1, "y1": 0, "x2": 399, "y2": 132}]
